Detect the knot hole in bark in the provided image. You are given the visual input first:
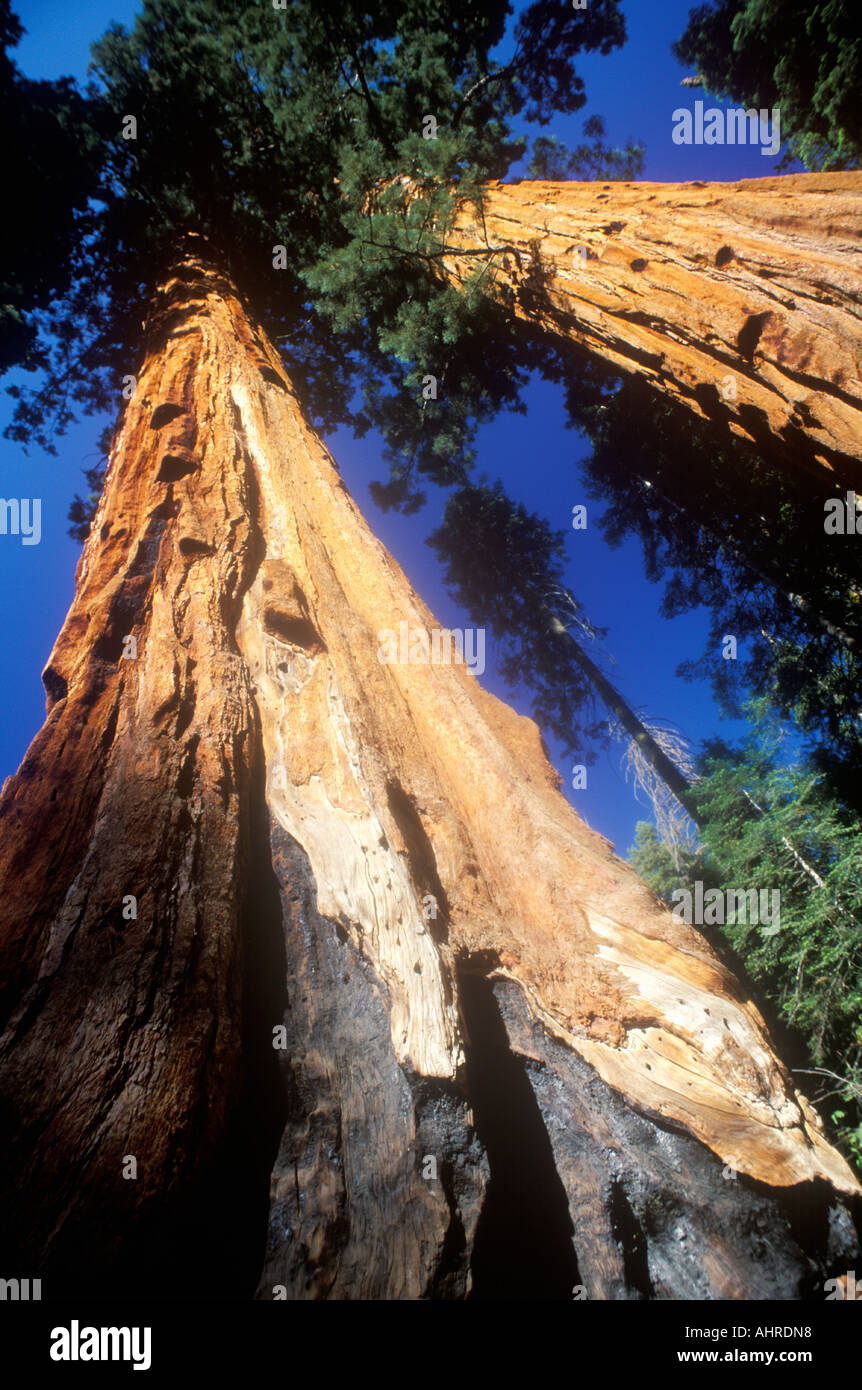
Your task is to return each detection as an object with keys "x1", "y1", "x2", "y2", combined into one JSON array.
[
  {"x1": 260, "y1": 565, "x2": 325, "y2": 655},
  {"x1": 150, "y1": 403, "x2": 186, "y2": 430},
  {"x1": 262, "y1": 607, "x2": 324, "y2": 654},
  {"x1": 42, "y1": 664, "x2": 68, "y2": 707},
  {"x1": 737, "y1": 311, "x2": 772, "y2": 362},
  {"x1": 157, "y1": 454, "x2": 199, "y2": 483}
]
